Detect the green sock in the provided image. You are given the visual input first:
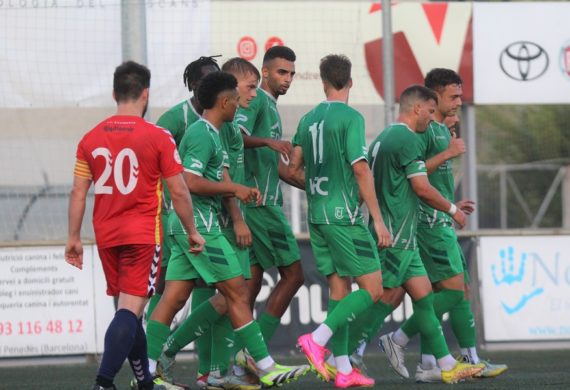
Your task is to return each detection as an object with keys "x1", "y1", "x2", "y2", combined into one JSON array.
[
  {"x1": 191, "y1": 287, "x2": 216, "y2": 374},
  {"x1": 210, "y1": 315, "x2": 235, "y2": 375},
  {"x1": 450, "y1": 298, "x2": 477, "y2": 348},
  {"x1": 324, "y1": 289, "x2": 373, "y2": 334},
  {"x1": 164, "y1": 299, "x2": 221, "y2": 358},
  {"x1": 327, "y1": 299, "x2": 347, "y2": 357},
  {"x1": 401, "y1": 289, "x2": 464, "y2": 338},
  {"x1": 347, "y1": 300, "x2": 393, "y2": 355},
  {"x1": 146, "y1": 319, "x2": 171, "y2": 360},
  {"x1": 411, "y1": 293, "x2": 449, "y2": 359},
  {"x1": 145, "y1": 293, "x2": 161, "y2": 320},
  {"x1": 235, "y1": 320, "x2": 269, "y2": 362},
  {"x1": 257, "y1": 312, "x2": 281, "y2": 343}
]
